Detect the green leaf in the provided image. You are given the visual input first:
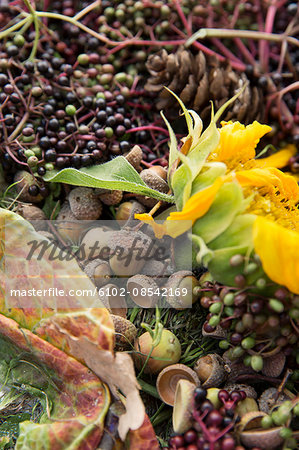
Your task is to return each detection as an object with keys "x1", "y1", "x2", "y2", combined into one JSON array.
[
  {"x1": 43, "y1": 156, "x2": 174, "y2": 203},
  {"x1": 164, "y1": 87, "x2": 193, "y2": 136}
]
